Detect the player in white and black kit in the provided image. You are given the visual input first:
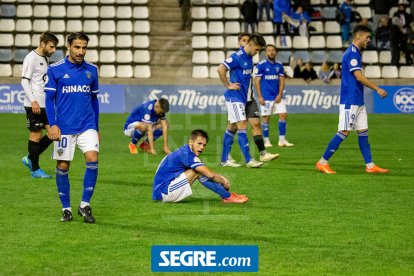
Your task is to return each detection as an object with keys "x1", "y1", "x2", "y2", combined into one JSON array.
[{"x1": 21, "y1": 32, "x2": 59, "y2": 179}]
